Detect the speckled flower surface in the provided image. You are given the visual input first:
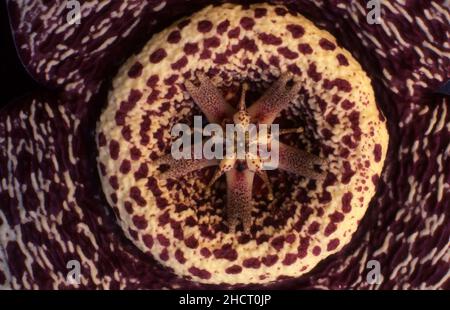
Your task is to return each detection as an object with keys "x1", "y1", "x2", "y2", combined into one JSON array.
[
  {"x1": 0, "y1": 0, "x2": 449, "y2": 289},
  {"x1": 96, "y1": 3, "x2": 387, "y2": 284}
]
